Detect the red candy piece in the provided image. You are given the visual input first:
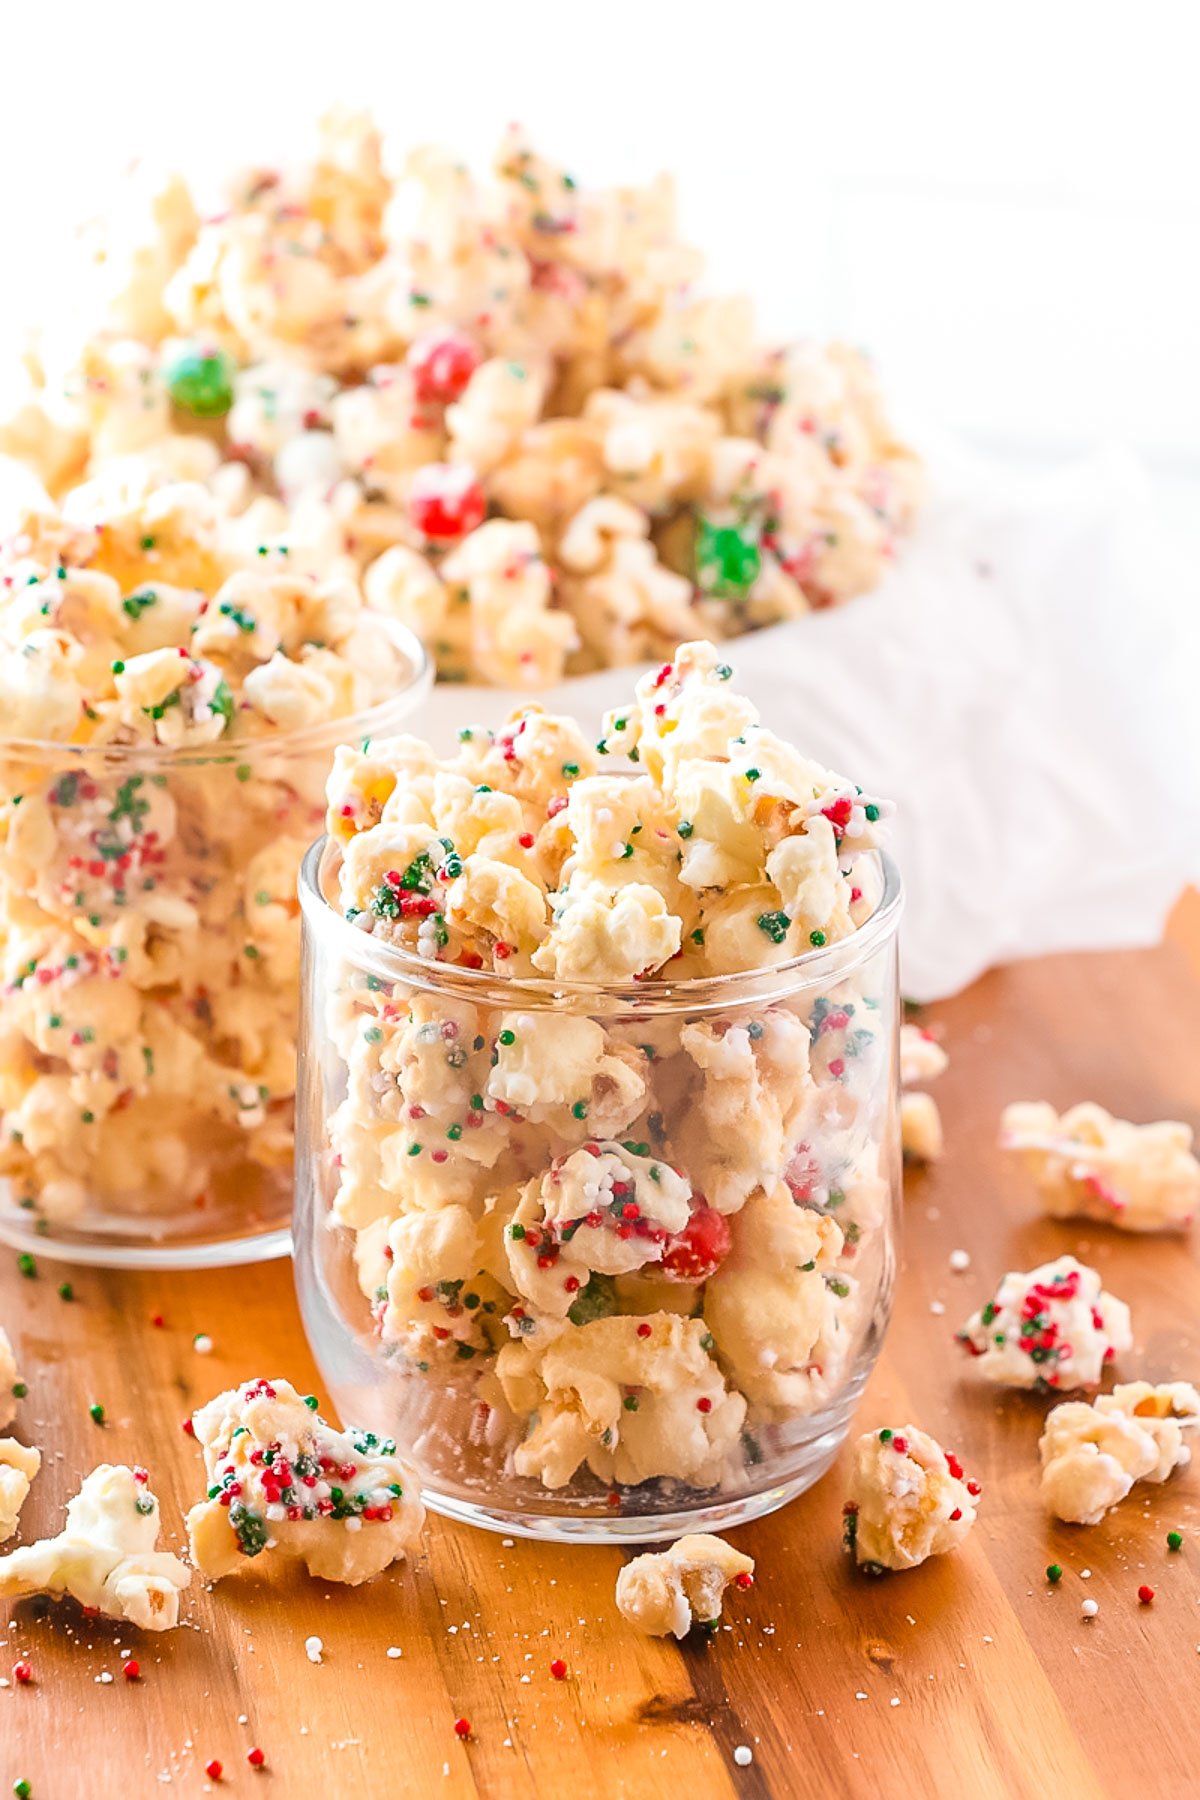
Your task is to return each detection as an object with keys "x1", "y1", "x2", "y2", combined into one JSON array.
[
  {"x1": 407, "y1": 329, "x2": 482, "y2": 405},
  {"x1": 123, "y1": 1659, "x2": 140, "y2": 1681},
  {"x1": 453, "y1": 1717, "x2": 471, "y2": 1739},
  {"x1": 247, "y1": 1747, "x2": 266, "y2": 1767},
  {"x1": 409, "y1": 464, "x2": 486, "y2": 542},
  {"x1": 205, "y1": 1760, "x2": 223, "y2": 1780},
  {"x1": 1138, "y1": 1585, "x2": 1155, "y2": 1604},
  {"x1": 659, "y1": 1205, "x2": 732, "y2": 1283},
  {"x1": 549, "y1": 1658, "x2": 567, "y2": 1680},
  {"x1": 13, "y1": 1660, "x2": 32, "y2": 1684}
]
